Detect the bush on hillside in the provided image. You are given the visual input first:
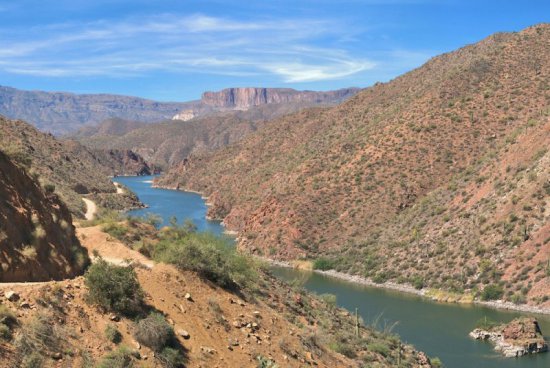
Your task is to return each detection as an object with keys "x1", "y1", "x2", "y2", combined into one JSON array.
[
  {"x1": 105, "y1": 323, "x2": 122, "y2": 344},
  {"x1": 313, "y1": 257, "x2": 334, "y2": 271},
  {"x1": 84, "y1": 259, "x2": 144, "y2": 316},
  {"x1": 480, "y1": 284, "x2": 504, "y2": 301},
  {"x1": 133, "y1": 312, "x2": 174, "y2": 352},
  {"x1": 97, "y1": 346, "x2": 135, "y2": 368},
  {"x1": 153, "y1": 231, "x2": 258, "y2": 290}
]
